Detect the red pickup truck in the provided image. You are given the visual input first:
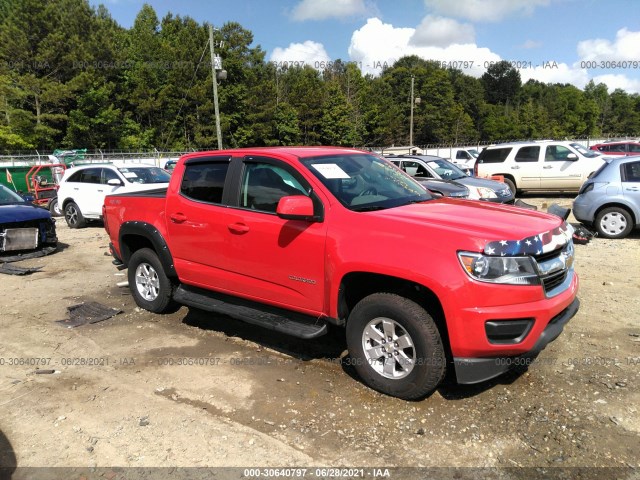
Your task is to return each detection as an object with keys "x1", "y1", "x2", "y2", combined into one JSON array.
[{"x1": 103, "y1": 147, "x2": 579, "y2": 400}]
